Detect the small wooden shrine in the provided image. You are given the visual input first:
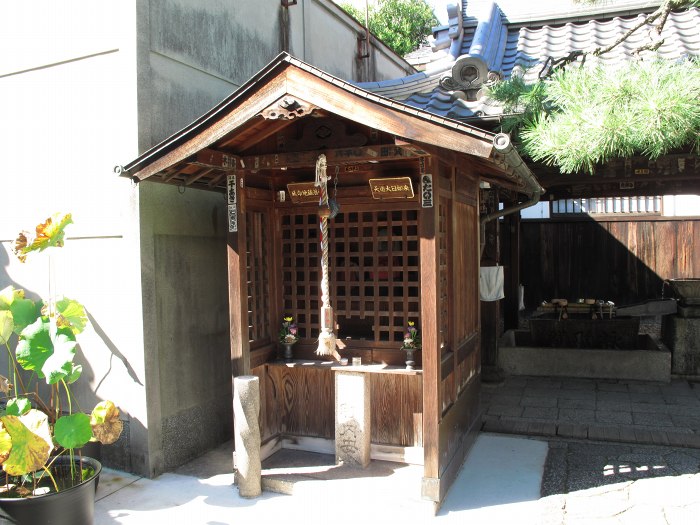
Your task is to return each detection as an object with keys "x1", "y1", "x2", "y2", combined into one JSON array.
[{"x1": 121, "y1": 53, "x2": 540, "y2": 505}]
